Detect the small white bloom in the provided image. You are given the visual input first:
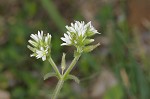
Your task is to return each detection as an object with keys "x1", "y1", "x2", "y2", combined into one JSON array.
[
  {"x1": 61, "y1": 21, "x2": 100, "y2": 53},
  {"x1": 28, "y1": 30, "x2": 52, "y2": 61},
  {"x1": 61, "y1": 21, "x2": 99, "y2": 46}
]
